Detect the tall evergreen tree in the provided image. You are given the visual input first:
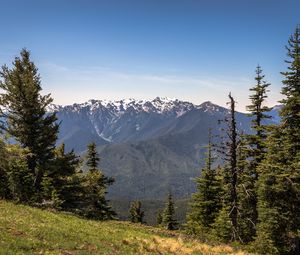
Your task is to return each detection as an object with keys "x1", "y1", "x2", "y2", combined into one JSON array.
[
  {"x1": 255, "y1": 26, "x2": 300, "y2": 255},
  {"x1": 162, "y1": 192, "x2": 178, "y2": 230},
  {"x1": 186, "y1": 129, "x2": 222, "y2": 237},
  {"x1": 129, "y1": 200, "x2": 145, "y2": 223},
  {"x1": 246, "y1": 65, "x2": 272, "y2": 164},
  {"x1": 0, "y1": 49, "x2": 59, "y2": 192},
  {"x1": 280, "y1": 26, "x2": 300, "y2": 148},
  {"x1": 239, "y1": 66, "x2": 272, "y2": 242},
  {"x1": 214, "y1": 93, "x2": 241, "y2": 242},
  {"x1": 83, "y1": 142, "x2": 116, "y2": 220},
  {"x1": 225, "y1": 93, "x2": 239, "y2": 241},
  {"x1": 227, "y1": 93, "x2": 239, "y2": 241}
]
